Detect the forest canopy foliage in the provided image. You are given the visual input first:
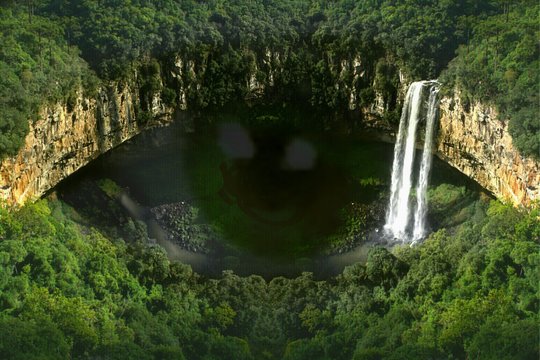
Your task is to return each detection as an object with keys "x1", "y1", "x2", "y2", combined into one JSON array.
[
  {"x1": 0, "y1": 0, "x2": 538, "y2": 159},
  {"x1": 0, "y1": 2, "x2": 538, "y2": 359},
  {"x1": 0, "y1": 195, "x2": 538, "y2": 358},
  {"x1": 0, "y1": 6, "x2": 94, "y2": 157},
  {"x1": 441, "y1": 3, "x2": 540, "y2": 158}
]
